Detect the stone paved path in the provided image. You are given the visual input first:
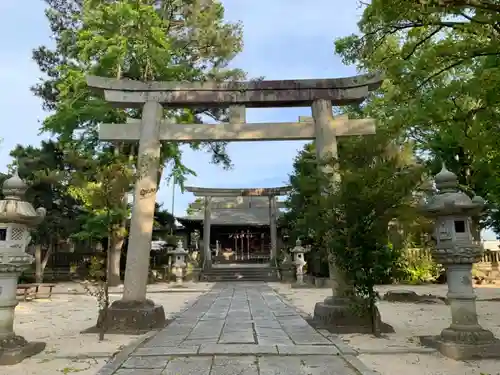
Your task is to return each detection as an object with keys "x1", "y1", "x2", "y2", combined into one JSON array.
[{"x1": 99, "y1": 283, "x2": 369, "y2": 375}]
